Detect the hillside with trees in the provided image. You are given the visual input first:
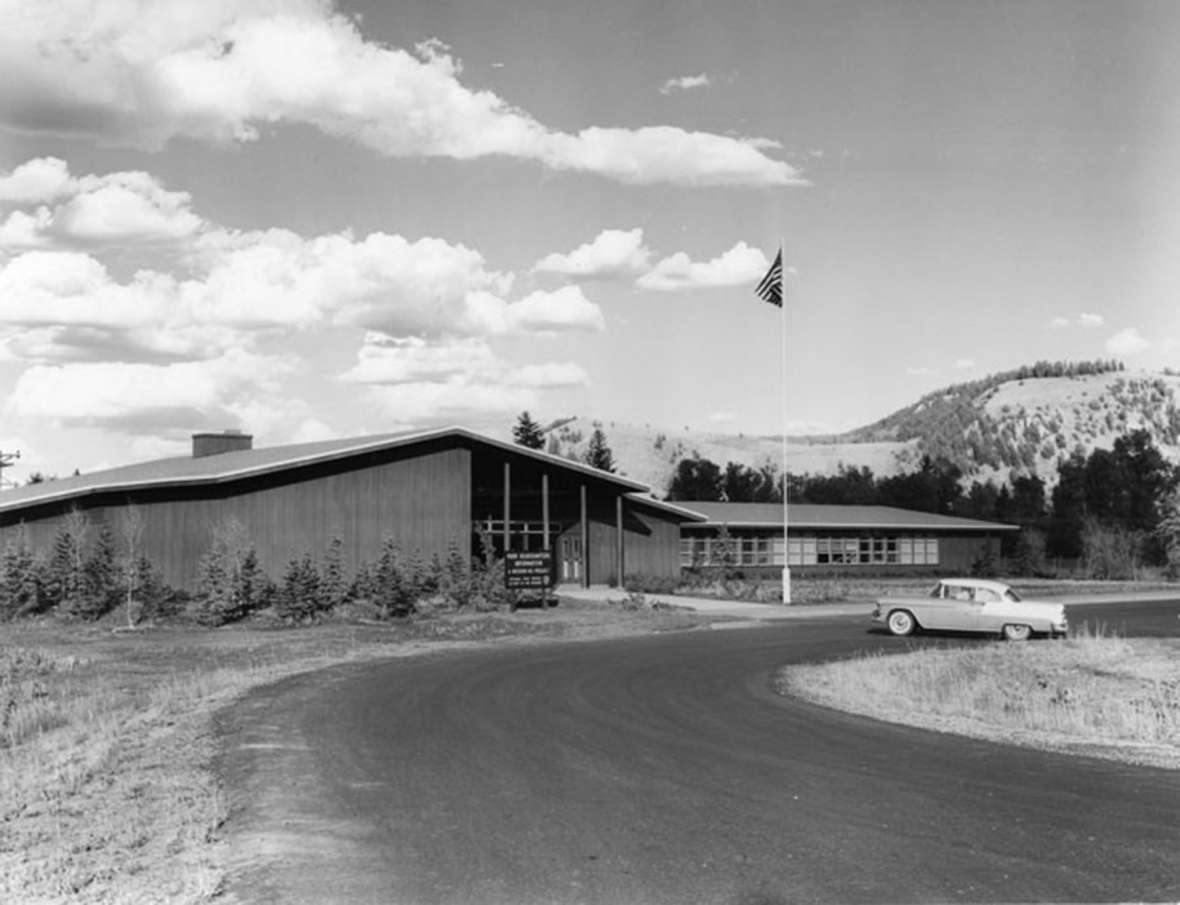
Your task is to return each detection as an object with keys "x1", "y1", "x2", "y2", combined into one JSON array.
[{"x1": 519, "y1": 363, "x2": 1180, "y2": 496}]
